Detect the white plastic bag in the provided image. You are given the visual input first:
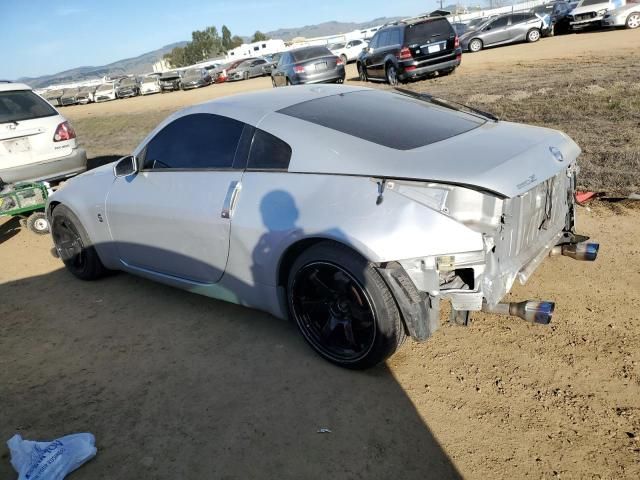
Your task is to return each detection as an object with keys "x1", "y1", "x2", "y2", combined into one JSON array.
[{"x1": 7, "y1": 433, "x2": 97, "y2": 480}]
